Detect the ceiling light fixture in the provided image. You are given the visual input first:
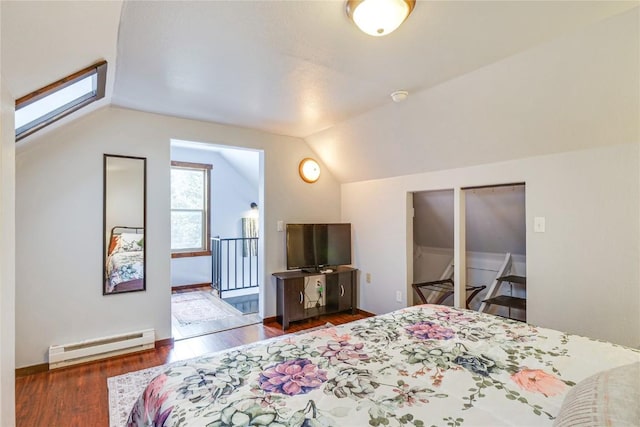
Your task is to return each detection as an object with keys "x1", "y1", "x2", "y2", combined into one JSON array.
[
  {"x1": 346, "y1": 0, "x2": 416, "y2": 37},
  {"x1": 299, "y1": 158, "x2": 321, "y2": 183},
  {"x1": 391, "y1": 90, "x2": 409, "y2": 103}
]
